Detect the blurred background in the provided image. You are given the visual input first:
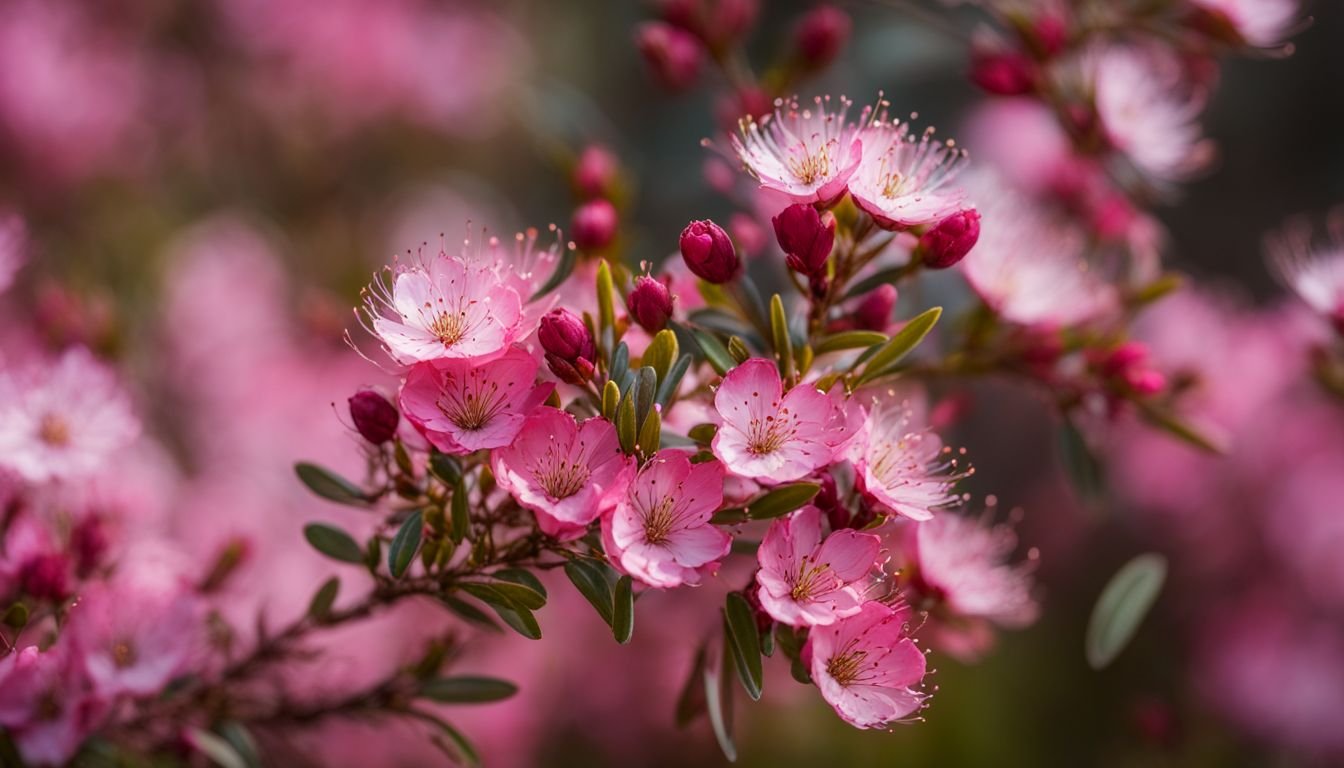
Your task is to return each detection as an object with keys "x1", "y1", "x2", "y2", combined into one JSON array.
[{"x1": 2, "y1": 0, "x2": 1342, "y2": 765}]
